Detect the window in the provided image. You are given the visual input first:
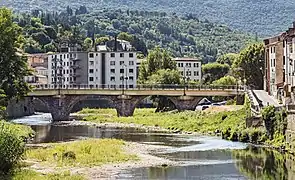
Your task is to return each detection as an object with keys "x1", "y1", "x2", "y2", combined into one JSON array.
[
  {"x1": 64, "y1": 54, "x2": 66, "y2": 59},
  {"x1": 283, "y1": 56, "x2": 286, "y2": 66},
  {"x1": 89, "y1": 69, "x2": 94, "y2": 73},
  {"x1": 273, "y1": 59, "x2": 276, "y2": 67},
  {"x1": 129, "y1": 61, "x2": 134, "y2": 65},
  {"x1": 129, "y1": 85, "x2": 134, "y2": 88},
  {"x1": 89, "y1": 77, "x2": 94, "y2": 81},
  {"x1": 129, "y1": 69, "x2": 134, "y2": 73},
  {"x1": 196, "y1": 71, "x2": 199, "y2": 76},
  {"x1": 110, "y1": 69, "x2": 115, "y2": 74},
  {"x1": 110, "y1": 77, "x2": 115, "y2": 81},
  {"x1": 66, "y1": 77, "x2": 69, "y2": 81},
  {"x1": 180, "y1": 63, "x2": 183, "y2": 67},
  {"x1": 273, "y1": 47, "x2": 276, "y2": 53},
  {"x1": 67, "y1": 62, "x2": 69, "y2": 66},
  {"x1": 129, "y1": 76, "x2": 134, "y2": 81},
  {"x1": 186, "y1": 71, "x2": 191, "y2": 76},
  {"x1": 194, "y1": 71, "x2": 197, "y2": 76},
  {"x1": 180, "y1": 71, "x2": 184, "y2": 76},
  {"x1": 89, "y1": 53, "x2": 94, "y2": 58},
  {"x1": 110, "y1": 53, "x2": 115, "y2": 57},
  {"x1": 120, "y1": 53, "x2": 124, "y2": 58},
  {"x1": 120, "y1": 69, "x2": 124, "y2": 73},
  {"x1": 67, "y1": 54, "x2": 69, "y2": 58},
  {"x1": 66, "y1": 70, "x2": 69, "y2": 74},
  {"x1": 110, "y1": 61, "x2": 115, "y2": 66},
  {"x1": 194, "y1": 63, "x2": 199, "y2": 68},
  {"x1": 186, "y1": 63, "x2": 191, "y2": 67},
  {"x1": 120, "y1": 61, "x2": 124, "y2": 65},
  {"x1": 90, "y1": 61, "x2": 94, "y2": 65},
  {"x1": 178, "y1": 63, "x2": 181, "y2": 67},
  {"x1": 129, "y1": 53, "x2": 134, "y2": 58},
  {"x1": 290, "y1": 45, "x2": 293, "y2": 53}
]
